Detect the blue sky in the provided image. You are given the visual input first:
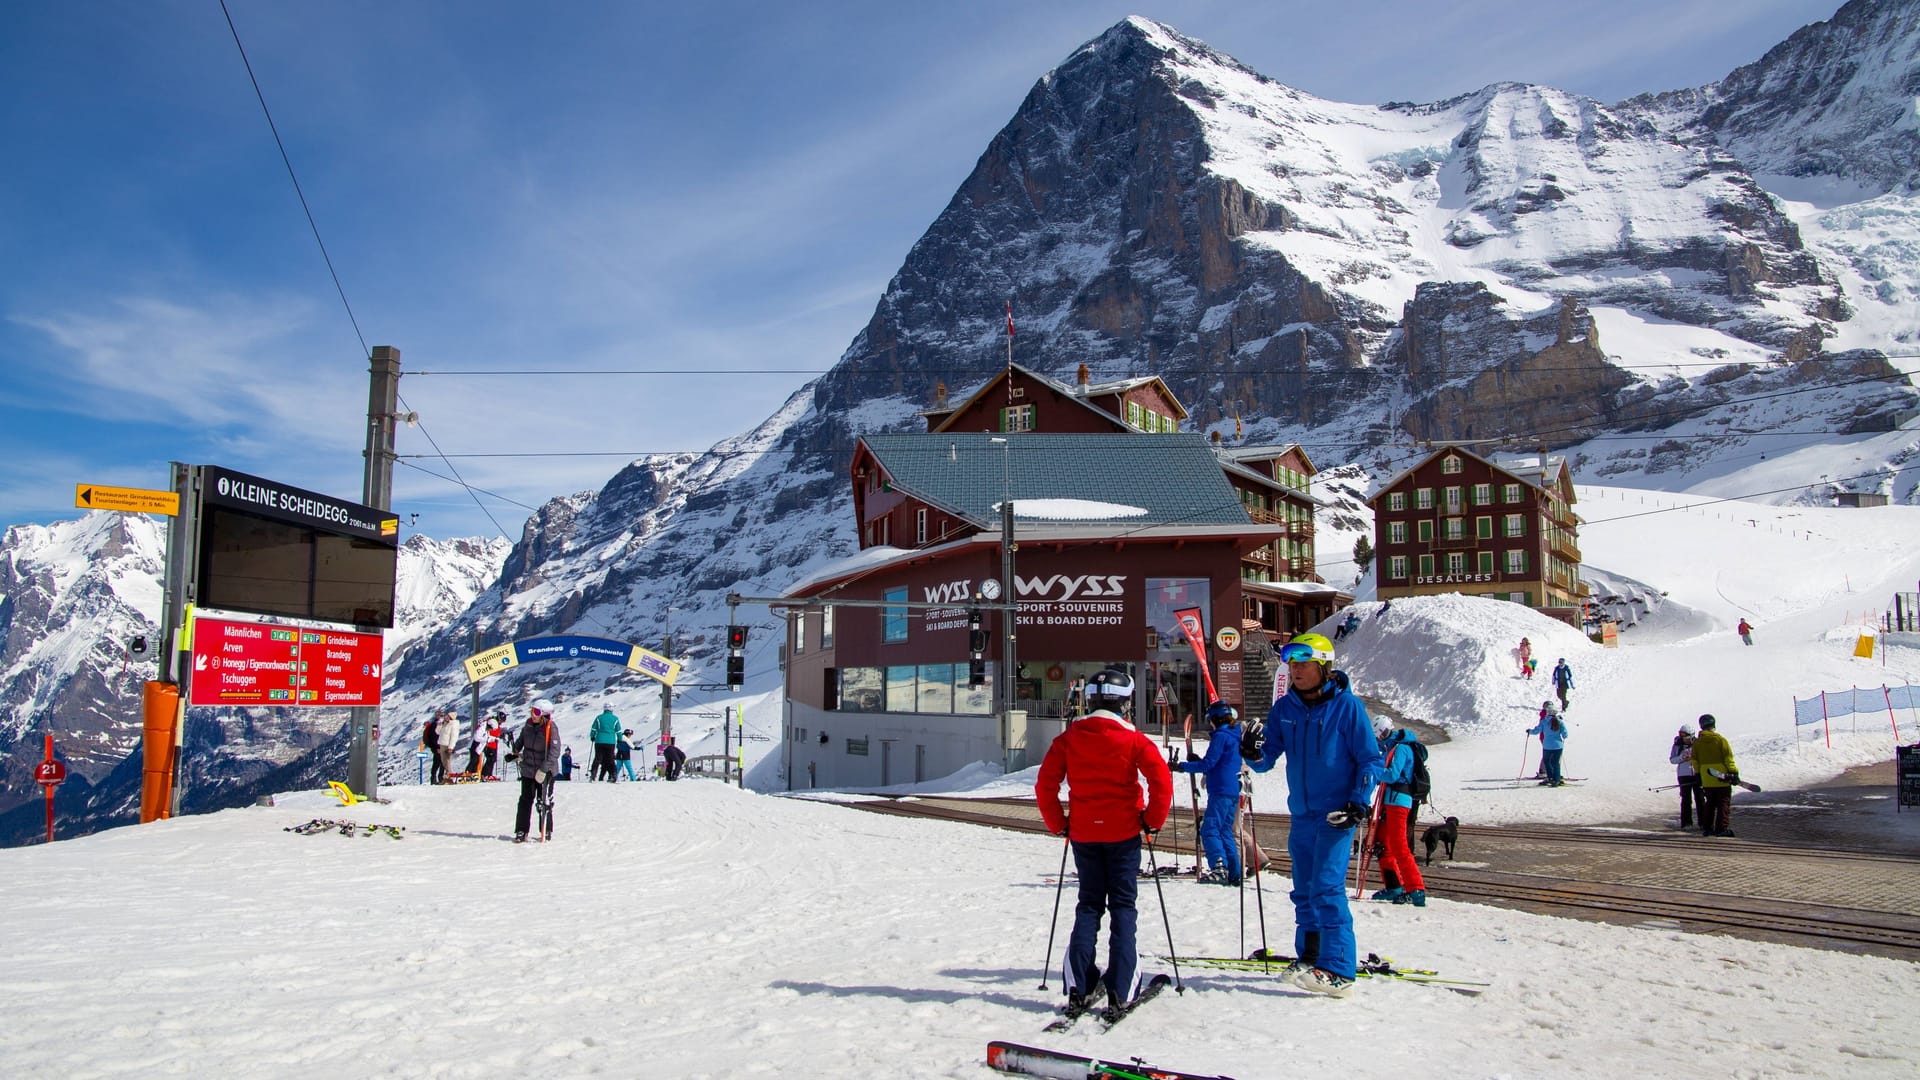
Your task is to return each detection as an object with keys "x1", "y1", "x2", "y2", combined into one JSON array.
[{"x1": 0, "y1": 0, "x2": 1847, "y2": 543}]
